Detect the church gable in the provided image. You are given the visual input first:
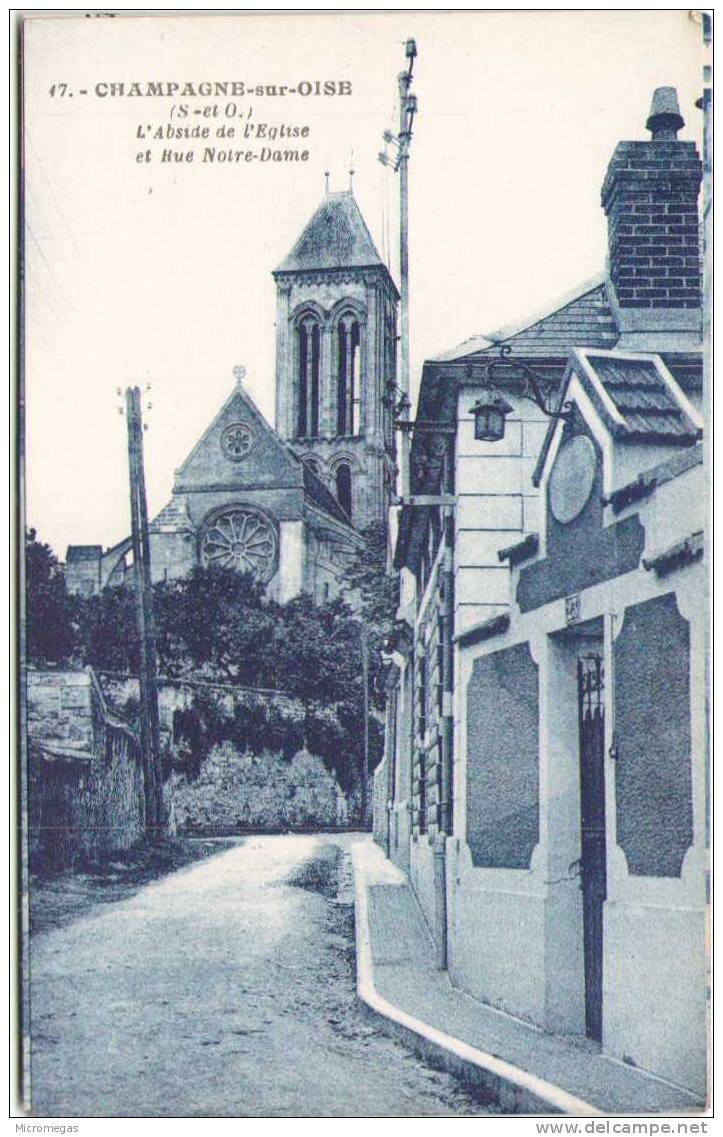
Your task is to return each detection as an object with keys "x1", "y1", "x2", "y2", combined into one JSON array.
[{"x1": 174, "y1": 381, "x2": 302, "y2": 493}]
